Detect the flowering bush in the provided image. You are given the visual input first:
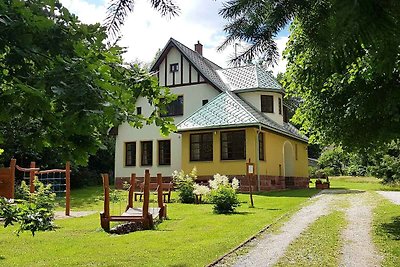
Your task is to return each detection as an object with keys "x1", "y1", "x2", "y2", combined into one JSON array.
[
  {"x1": 172, "y1": 167, "x2": 197, "y2": 203},
  {"x1": 193, "y1": 184, "x2": 210, "y2": 196},
  {"x1": 209, "y1": 174, "x2": 240, "y2": 214}
]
